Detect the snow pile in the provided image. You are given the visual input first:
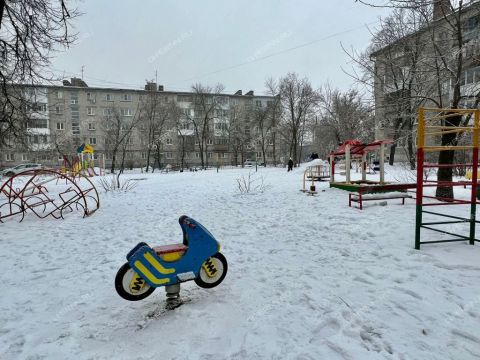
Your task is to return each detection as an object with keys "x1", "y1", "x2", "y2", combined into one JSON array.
[
  {"x1": 0, "y1": 167, "x2": 479, "y2": 359},
  {"x1": 293, "y1": 158, "x2": 329, "y2": 174}
]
